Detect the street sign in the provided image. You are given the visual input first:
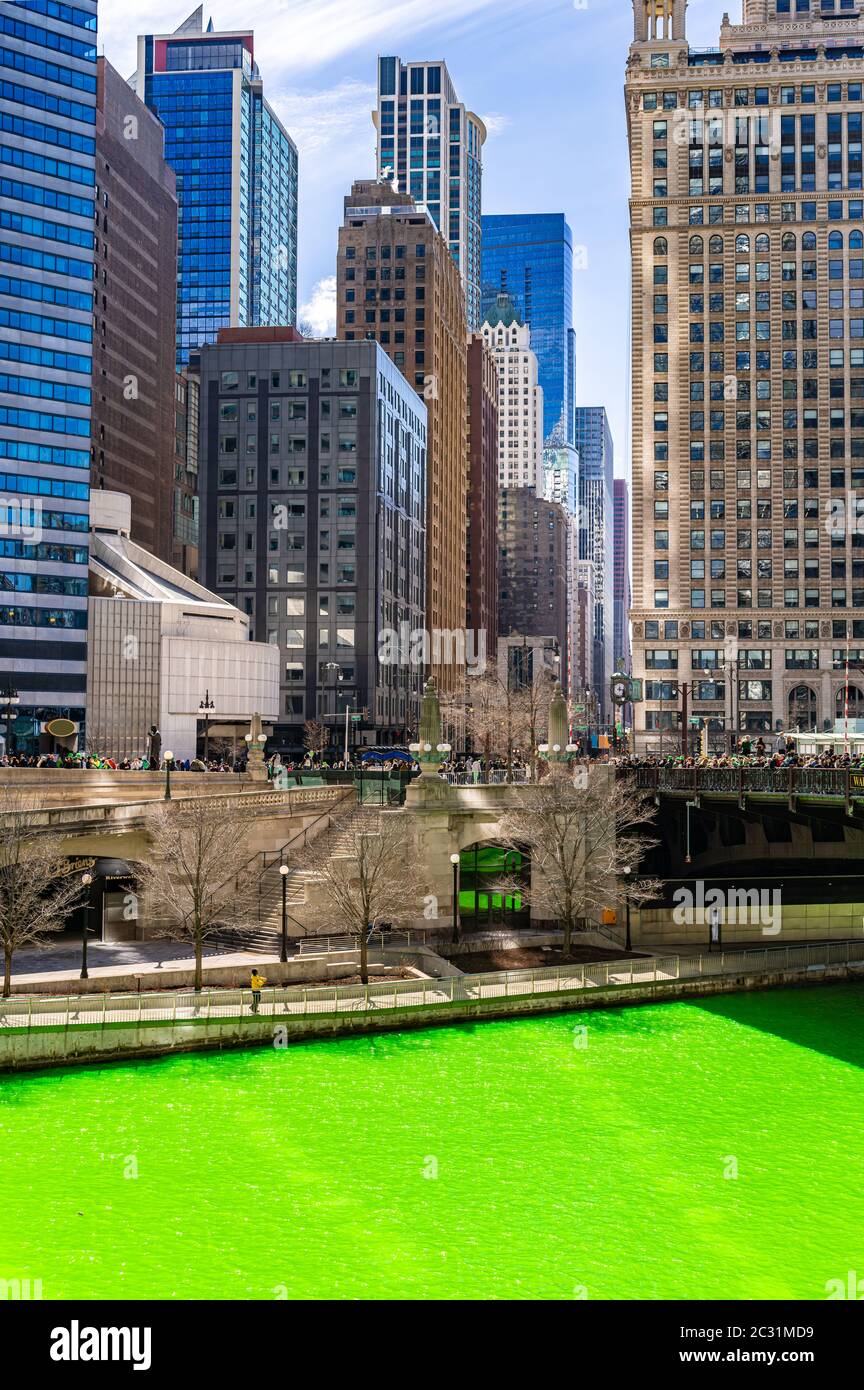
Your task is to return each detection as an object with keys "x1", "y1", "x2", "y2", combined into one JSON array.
[{"x1": 351, "y1": 714, "x2": 362, "y2": 722}]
